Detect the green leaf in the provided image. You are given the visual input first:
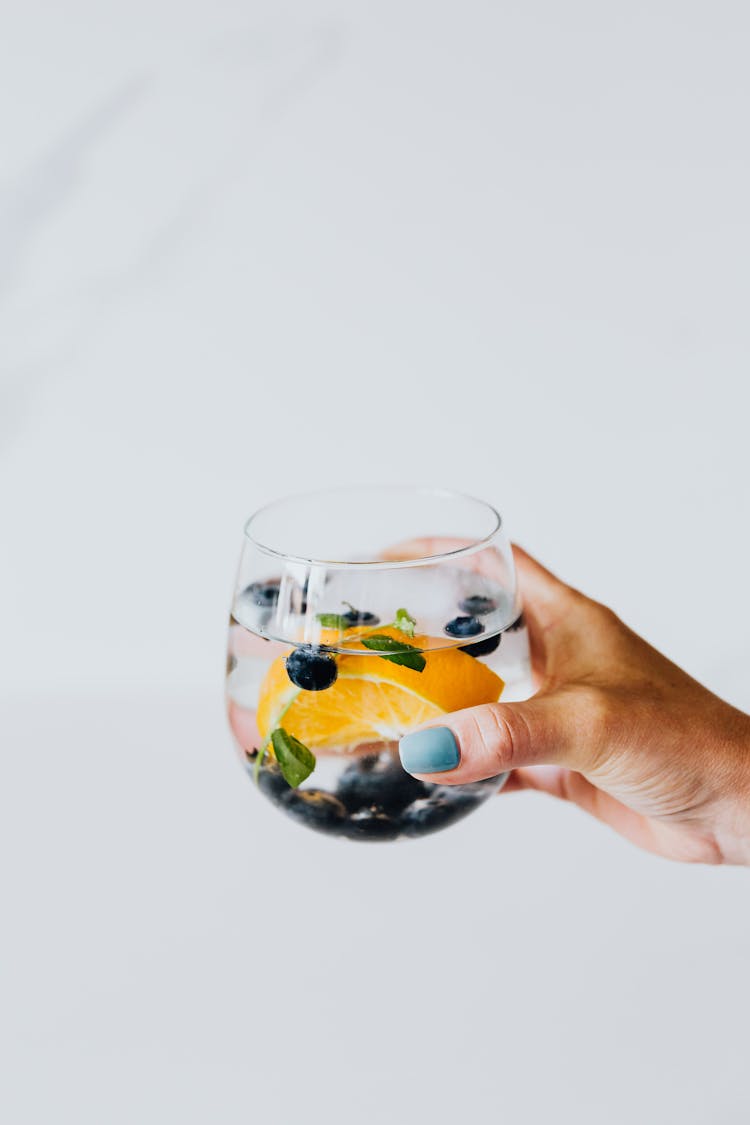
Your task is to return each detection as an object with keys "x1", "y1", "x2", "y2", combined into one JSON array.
[
  {"x1": 316, "y1": 613, "x2": 349, "y2": 629},
  {"x1": 271, "y1": 728, "x2": 317, "y2": 788},
  {"x1": 361, "y1": 634, "x2": 426, "y2": 672},
  {"x1": 393, "y1": 607, "x2": 417, "y2": 638}
]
